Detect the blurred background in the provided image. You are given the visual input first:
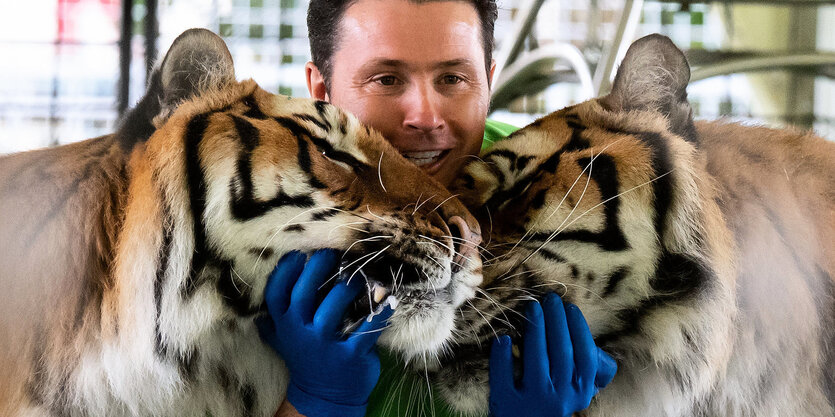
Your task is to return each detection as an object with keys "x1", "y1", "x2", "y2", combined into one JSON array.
[{"x1": 0, "y1": 0, "x2": 833, "y2": 153}]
